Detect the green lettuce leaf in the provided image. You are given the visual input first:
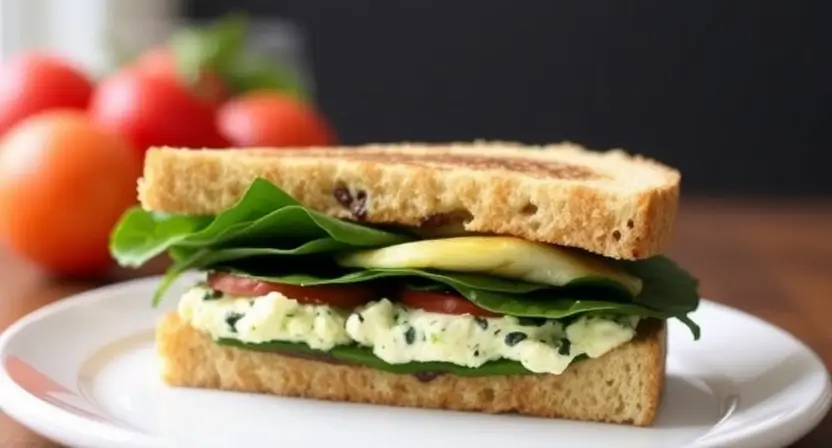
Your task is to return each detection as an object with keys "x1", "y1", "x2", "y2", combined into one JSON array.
[
  {"x1": 108, "y1": 209, "x2": 213, "y2": 267},
  {"x1": 216, "y1": 338, "x2": 547, "y2": 377},
  {"x1": 110, "y1": 178, "x2": 412, "y2": 268}
]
